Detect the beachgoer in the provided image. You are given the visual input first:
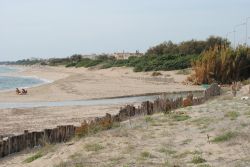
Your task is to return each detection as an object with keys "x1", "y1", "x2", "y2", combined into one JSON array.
[
  {"x1": 16, "y1": 88, "x2": 21, "y2": 95},
  {"x1": 22, "y1": 89, "x2": 28, "y2": 95}
]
